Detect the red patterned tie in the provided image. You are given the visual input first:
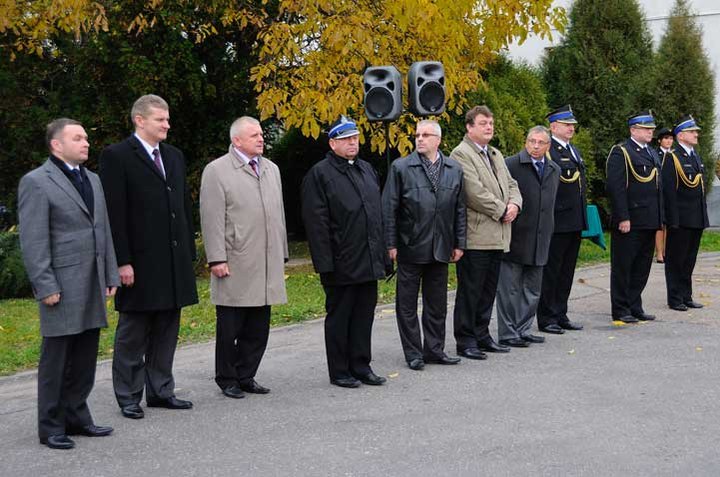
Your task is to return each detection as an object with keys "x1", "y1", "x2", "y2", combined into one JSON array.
[{"x1": 152, "y1": 149, "x2": 165, "y2": 178}]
